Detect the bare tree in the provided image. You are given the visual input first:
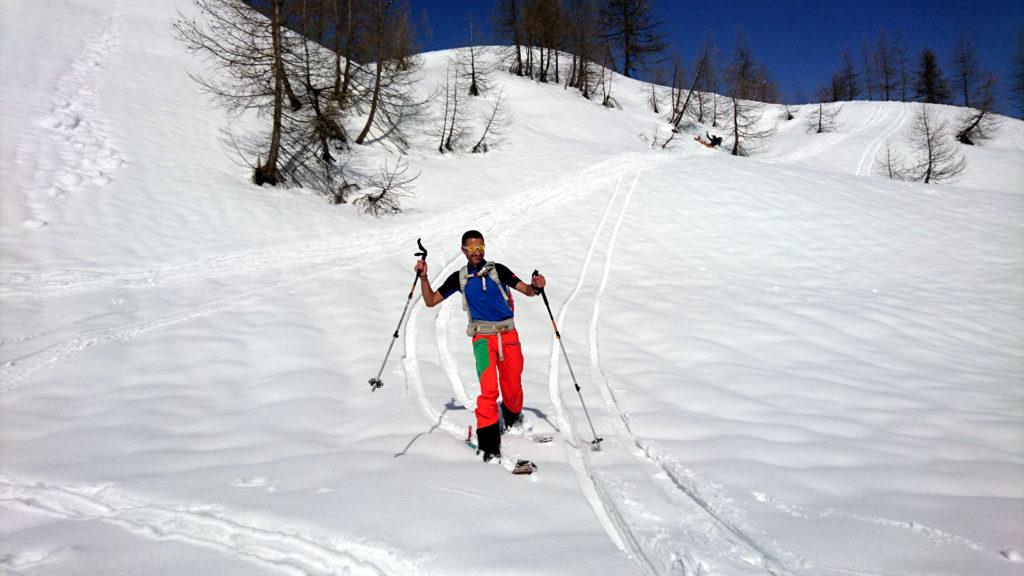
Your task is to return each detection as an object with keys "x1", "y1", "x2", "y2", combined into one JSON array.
[
  {"x1": 460, "y1": 15, "x2": 493, "y2": 96},
  {"x1": 175, "y1": 0, "x2": 294, "y2": 186},
  {"x1": 955, "y1": 72, "x2": 1001, "y2": 145},
  {"x1": 275, "y1": 0, "x2": 354, "y2": 193},
  {"x1": 874, "y1": 30, "x2": 897, "y2": 101},
  {"x1": 600, "y1": 39, "x2": 619, "y2": 108},
  {"x1": 355, "y1": 156, "x2": 420, "y2": 215},
  {"x1": 355, "y1": 0, "x2": 425, "y2": 149},
  {"x1": 861, "y1": 40, "x2": 875, "y2": 100},
  {"x1": 565, "y1": 0, "x2": 602, "y2": 99},
  {"x1": 724, "y1": 34, "x2": 775, "y2": 156},
  {"x1": 804, "y1": 86, "x2": 842, "y2": 133},
  {"x1": 328, "y1": 0, "x2": 361, "y2": 109},
  {"x1": 873, "y1": 139, "x2": 906, "y2": 179},
  {"x1": 493, "y1": 0, "x2": 525, "y2": 76},
  {"x1": 443, "y1": 60, "x2": 469, "y2": 152},
  {"x1": 950, "y1": 34, "x2": 982, "y2": 107},
  {"x1": 837, "y1": 50, "x2": 860, "y2": 100},
  {"x1": 695, "y1": 51, "x2": 722, "y2": 126},
  {"x1": 670, "y1": 44, "x2": 710, "y2": 130},
  {"x1": 646, "y1": 78, "x2": 664, "y2": 114},
  {"x1": 435, "y1": 60, "x2": 468, "y2": 153},
  {"x1": 472, "y1": 88, "x2": 512, "y2": 153},
  {"x1": 905, "y1": 104, "x2": 967, "y2": 184},
  {"x1": 599, "y1": 0, "x2": 666, "y2": 78},
  {"x1": 914, "y1": 48, "x2": 952, "y2": 104},
  {"x1": 893, "y1": 30, "x2": 910, "y2": 101}
]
